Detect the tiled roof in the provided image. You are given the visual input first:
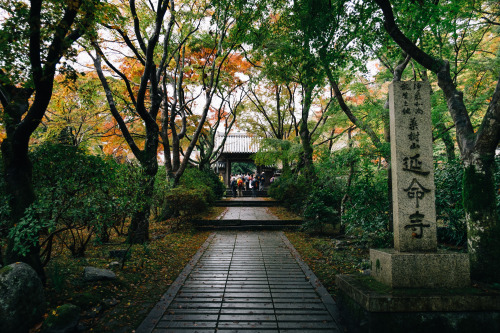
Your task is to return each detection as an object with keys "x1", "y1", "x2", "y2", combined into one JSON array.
[{"x1": 216, "y1": 134, "x2": 261, "y2": 154}]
